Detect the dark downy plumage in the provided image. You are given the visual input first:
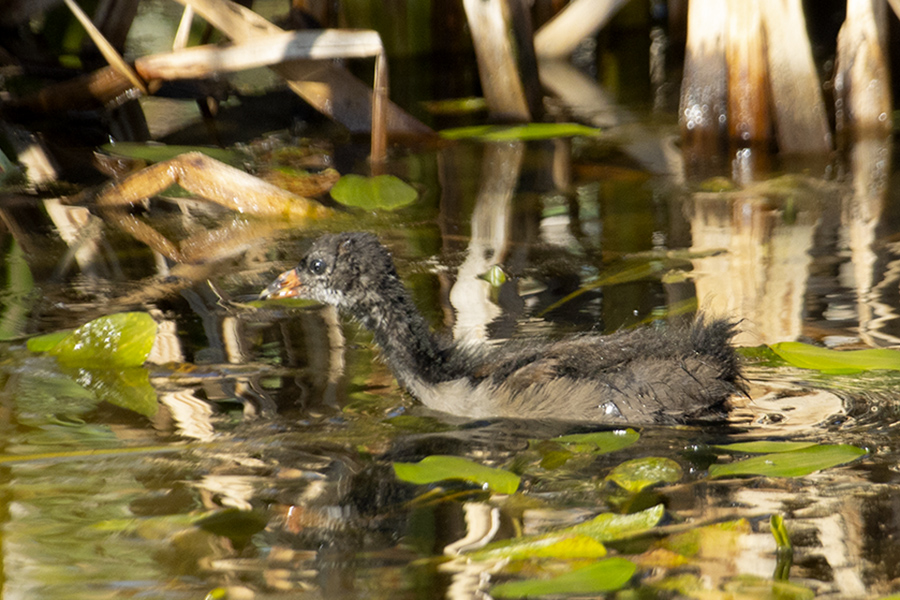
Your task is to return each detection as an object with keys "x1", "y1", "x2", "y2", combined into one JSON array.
[{"x1": 262, "y1": 232, "x2": 743, "y2": 425}]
